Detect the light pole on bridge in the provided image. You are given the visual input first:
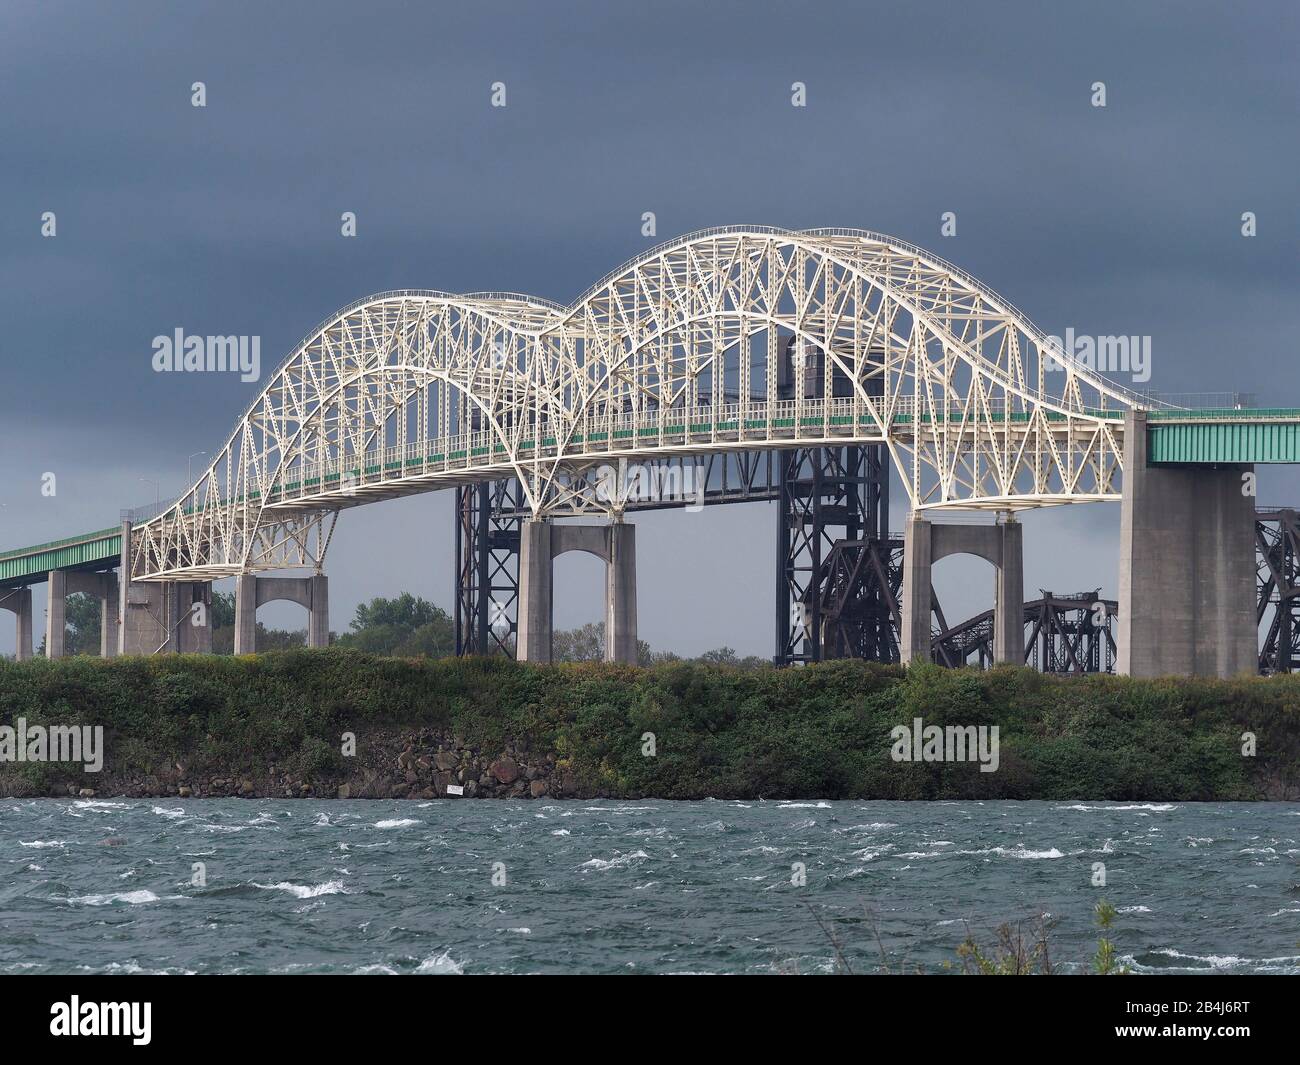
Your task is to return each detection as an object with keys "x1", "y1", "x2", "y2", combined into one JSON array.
[{"x1": 187, "y1": 451, "x2": 207, "y2": 485}]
